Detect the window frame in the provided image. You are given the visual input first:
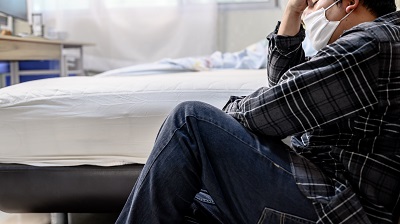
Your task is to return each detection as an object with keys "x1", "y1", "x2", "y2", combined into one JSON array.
[{"x1": 217, "y1": 0, "x2": 278, "y2": 10}]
